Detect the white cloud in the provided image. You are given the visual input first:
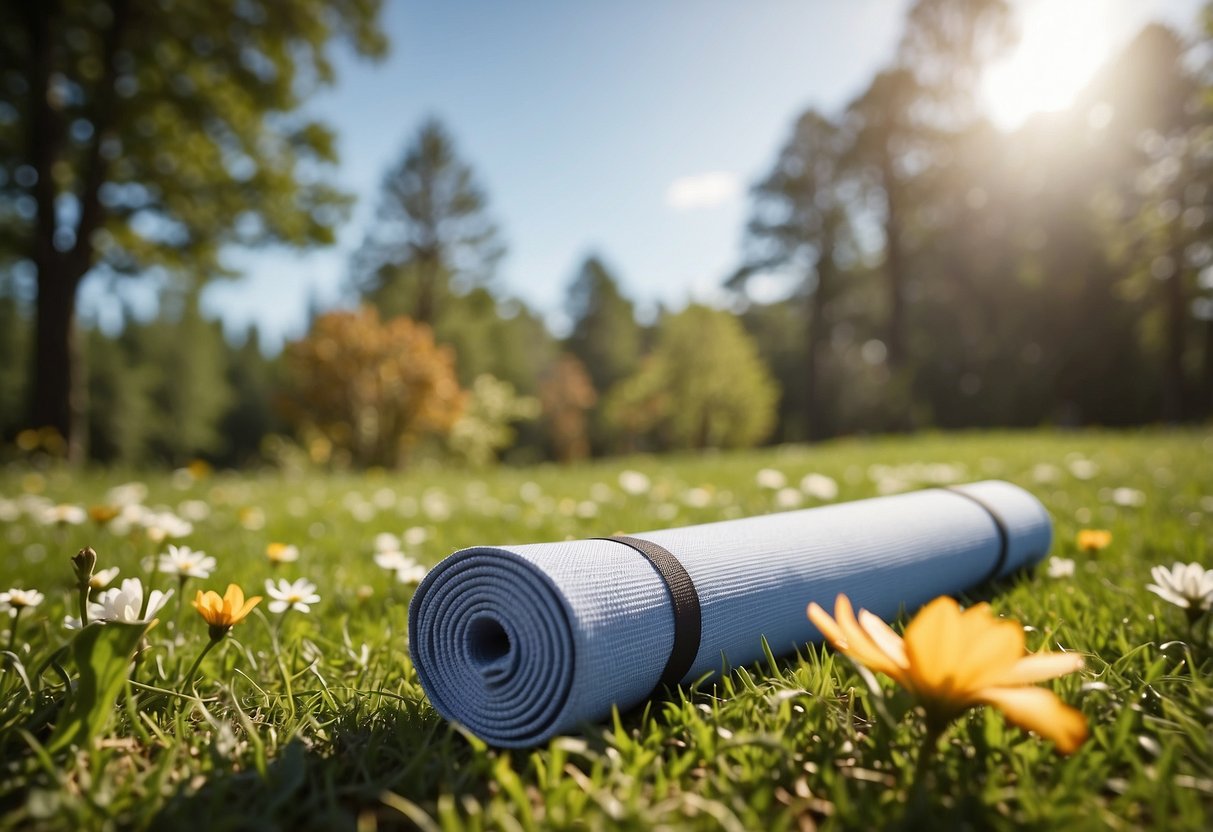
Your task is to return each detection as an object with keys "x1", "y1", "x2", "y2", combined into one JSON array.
[{"x1": 665, "y1": 171, "x2": 741, "y2": 211}]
